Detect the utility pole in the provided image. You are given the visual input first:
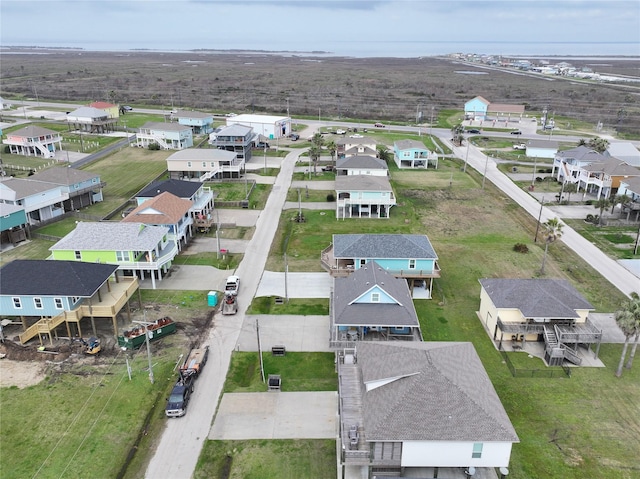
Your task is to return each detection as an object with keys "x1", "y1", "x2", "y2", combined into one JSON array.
[
  {"x1": 133, "y1": 319, "x2": 154, "y2": 384},
  {"x1": 463, "y1": 140, "x2": 470, "y2": 173},
  {"x1": 263, "y1": 146, "x2": 267, "y2": 174},
  {"x1": 430, "y1": 106, "x2": 434, "y2": 136},
  {"x1": 482, "y1": 154, "x2": 489, "y2": 189},
  {"x1": 284, "y1": 252, "x2": 289, "y2": 303},
  {"x1": 216, "y1": 209, "x2": 221, "y2": 259},
  {"x1": 286, "y1": 97, "x2": 290, "y2": 117},
  {"x1": 534, "y1": 196, "x2": 545, "y2": 242}
]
